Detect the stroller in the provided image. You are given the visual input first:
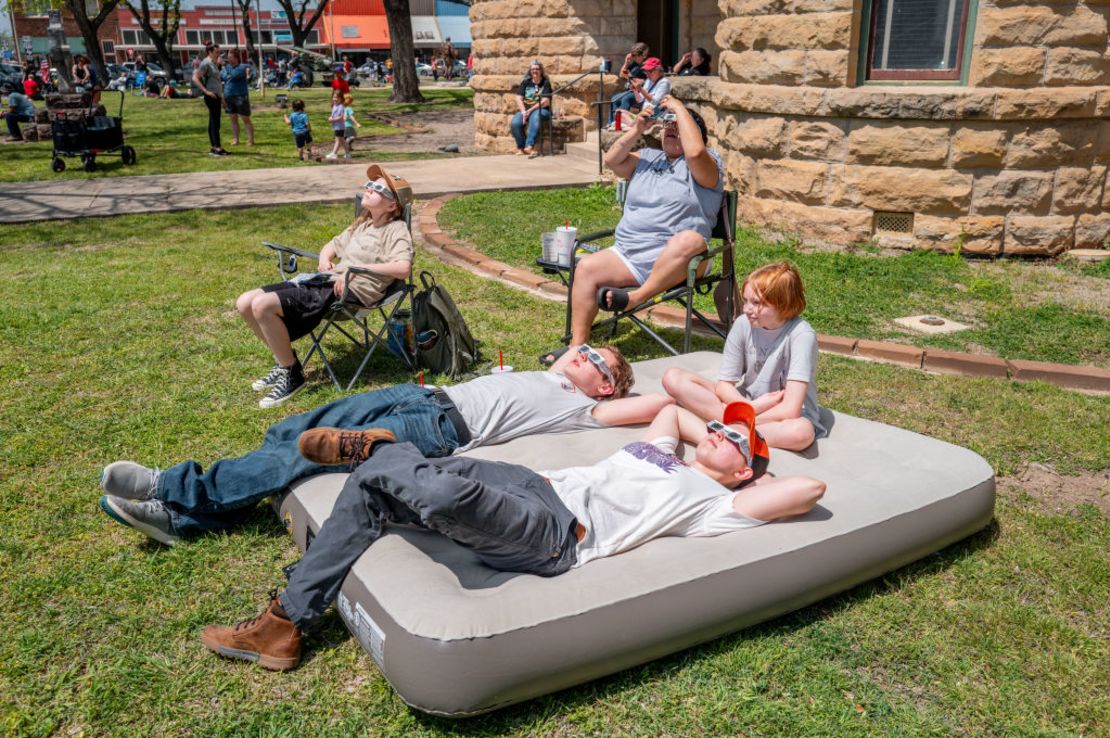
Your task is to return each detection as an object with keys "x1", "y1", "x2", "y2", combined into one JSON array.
[{"x1": 50, "y1": 89, "x2": 136, "y2": 173}]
